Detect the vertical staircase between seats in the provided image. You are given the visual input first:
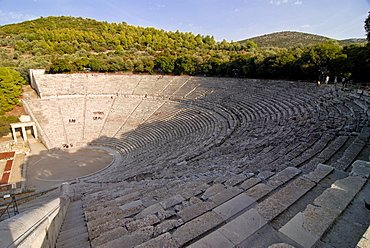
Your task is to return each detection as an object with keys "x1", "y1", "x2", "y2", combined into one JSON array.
[{"x1": 55, "y1": 199, "x2": 90, "y2": 248}]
